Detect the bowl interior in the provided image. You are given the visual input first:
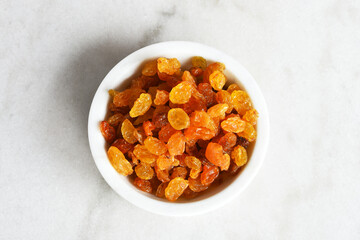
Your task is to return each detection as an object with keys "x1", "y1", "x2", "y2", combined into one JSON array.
[{"x1": 88, "y1": 41, "x2": 269, "y2": 215}]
